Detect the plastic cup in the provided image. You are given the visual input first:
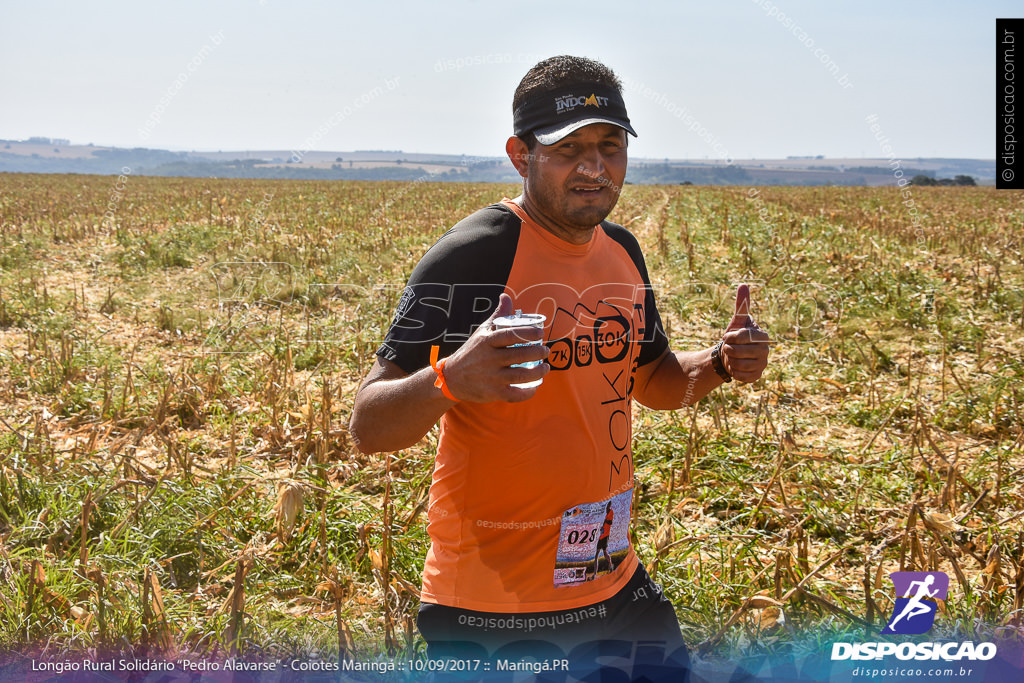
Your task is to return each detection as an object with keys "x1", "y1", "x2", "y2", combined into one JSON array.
[{"x1": 492, "y1": 309, "x2": 546, "y2": 389}]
